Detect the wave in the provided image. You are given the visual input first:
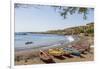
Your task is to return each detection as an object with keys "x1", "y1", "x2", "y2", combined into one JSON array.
[{"x1": 67, "y1": 36, "x2": 74, "y2": 42}]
